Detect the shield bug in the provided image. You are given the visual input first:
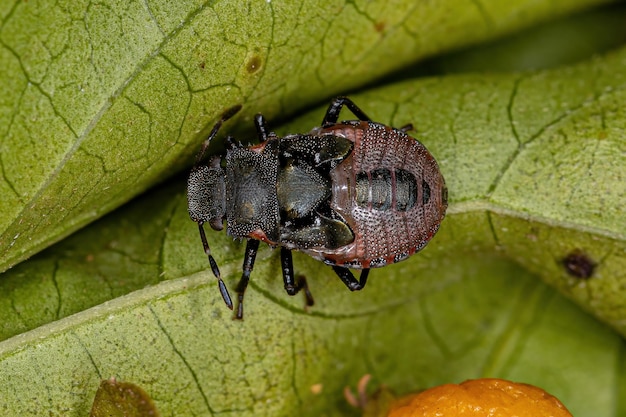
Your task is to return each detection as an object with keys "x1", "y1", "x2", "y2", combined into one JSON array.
[{"x1": 187, "y1": 97, "x2": 447, "y2": 319}]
